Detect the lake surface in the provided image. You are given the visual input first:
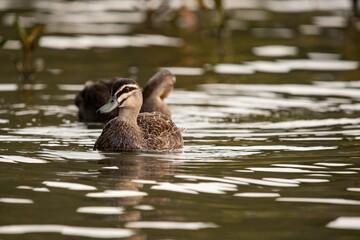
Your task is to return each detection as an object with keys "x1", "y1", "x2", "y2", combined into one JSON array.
[{"x1": 0, "y1": 0, "x2": 360, "y2": 239}]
